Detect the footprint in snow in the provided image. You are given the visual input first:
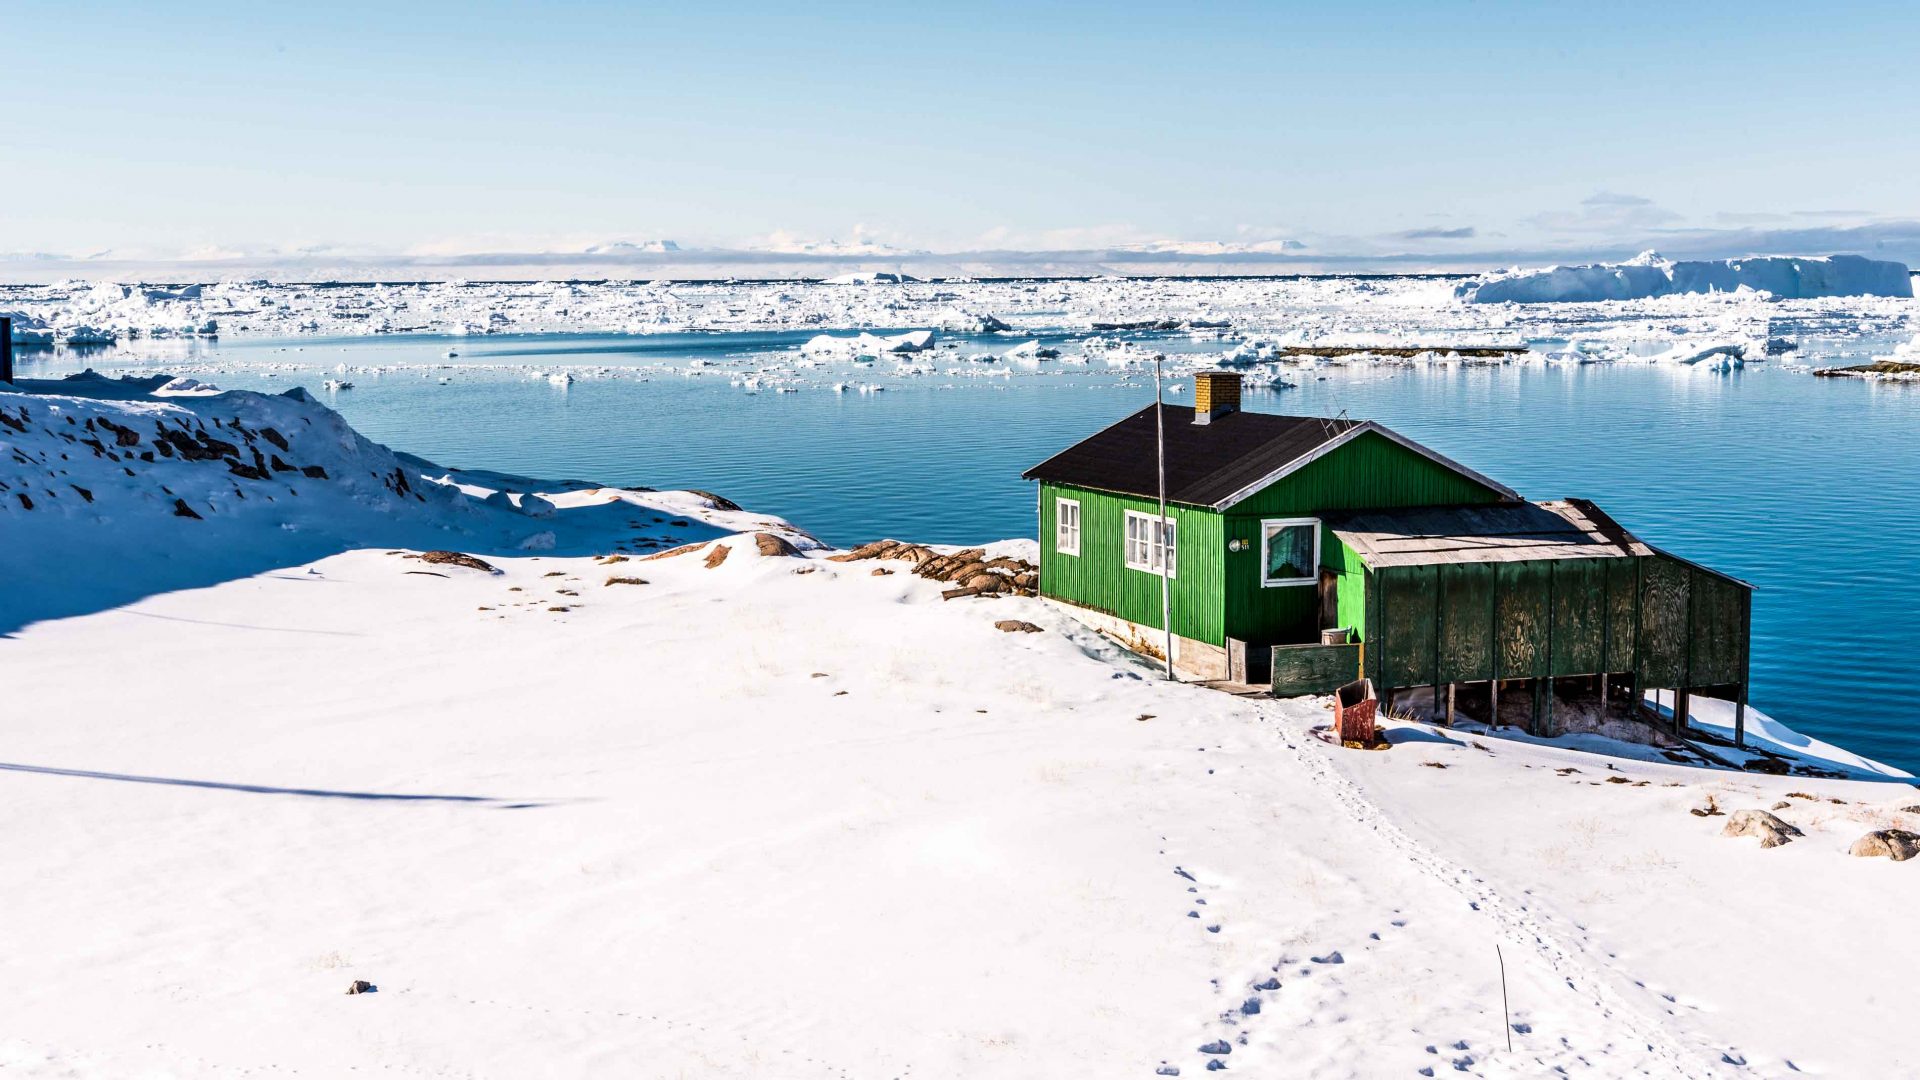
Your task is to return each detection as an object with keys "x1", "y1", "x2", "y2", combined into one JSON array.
[{"x1": 1310, "y1": 950, "x2": 1343, "y2": 964}]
